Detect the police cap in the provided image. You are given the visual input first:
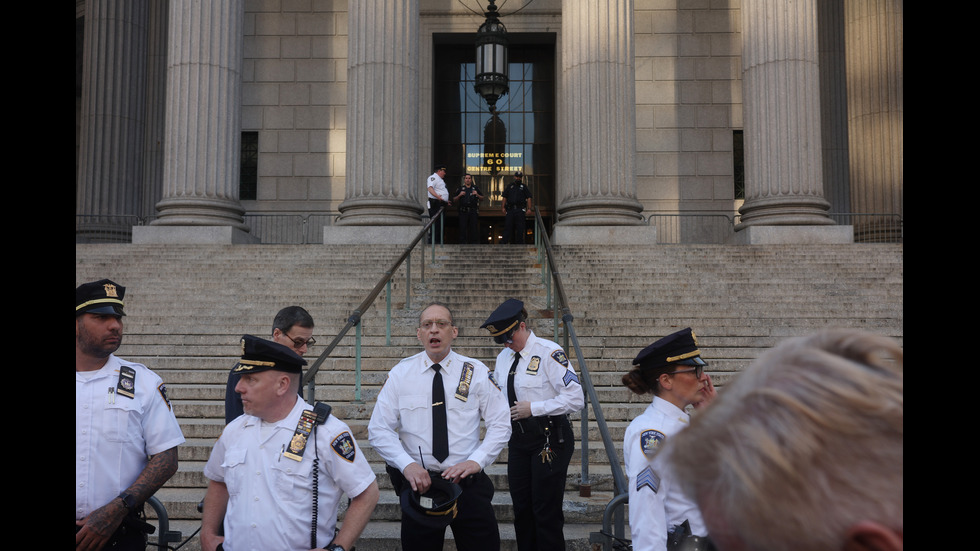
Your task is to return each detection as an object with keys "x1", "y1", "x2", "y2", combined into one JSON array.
[
  {"x1": 632, "y1": 328, "x2": 706, "y2": 372},
  {"x1": 481, "y1": 299, "x2": 527, "y2": 341},
  {"x1": 232, "y1": 334, "x2": 307, "y2": 375},
  {"x1": 399, "y1": 477, "x2": 463, "y2": 528},
  {"x1": 434, "y1": 163, "x2": 447, "y2": 172},
  {"x1": 76, "y1": 279, "x2": 126, "y2": 317}
]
